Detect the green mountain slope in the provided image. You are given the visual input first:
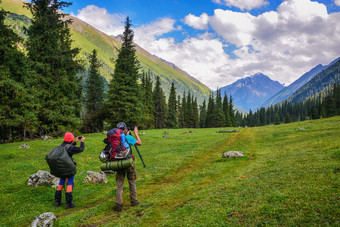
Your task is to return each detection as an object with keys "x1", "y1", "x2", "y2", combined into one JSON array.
[
  {"x1": 2, "y1": 0, "x2": 211, "y2": 103},
  {"x1": 288, "y1": 58, "x2": 340, "y2": 104}
]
